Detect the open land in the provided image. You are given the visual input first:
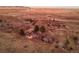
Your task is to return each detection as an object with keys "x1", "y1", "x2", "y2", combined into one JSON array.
[{"x1": 0, "y1": 7, "x2": 79, "y2": 52}]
